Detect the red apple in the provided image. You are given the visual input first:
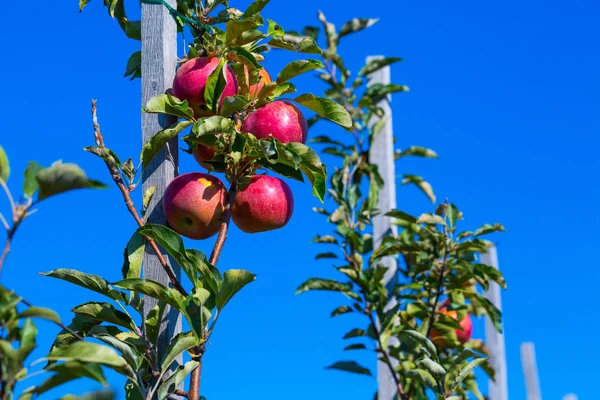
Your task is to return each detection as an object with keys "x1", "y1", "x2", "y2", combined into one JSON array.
[
  {"x1": 430, "y1": 305, "x2": 473, "y2": 348},
  {"x1": 242, "y1": 101, "x2": 308, "y2": 144},
  {"x1": 245, "y1": 66, "x2": 272, "y2": 99},
  {"x1": 163, "y1": 173, "x2": 226, "y2": 240},
  {"x1": 172, "y1": 57, "x2": 238, "y2": 117},
  {"x1": 232, "y1": 175, "x2": 294, "y2": 233},
  {"x1": 192, "y1": 143, "x2": 216, "y2": 170}
]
